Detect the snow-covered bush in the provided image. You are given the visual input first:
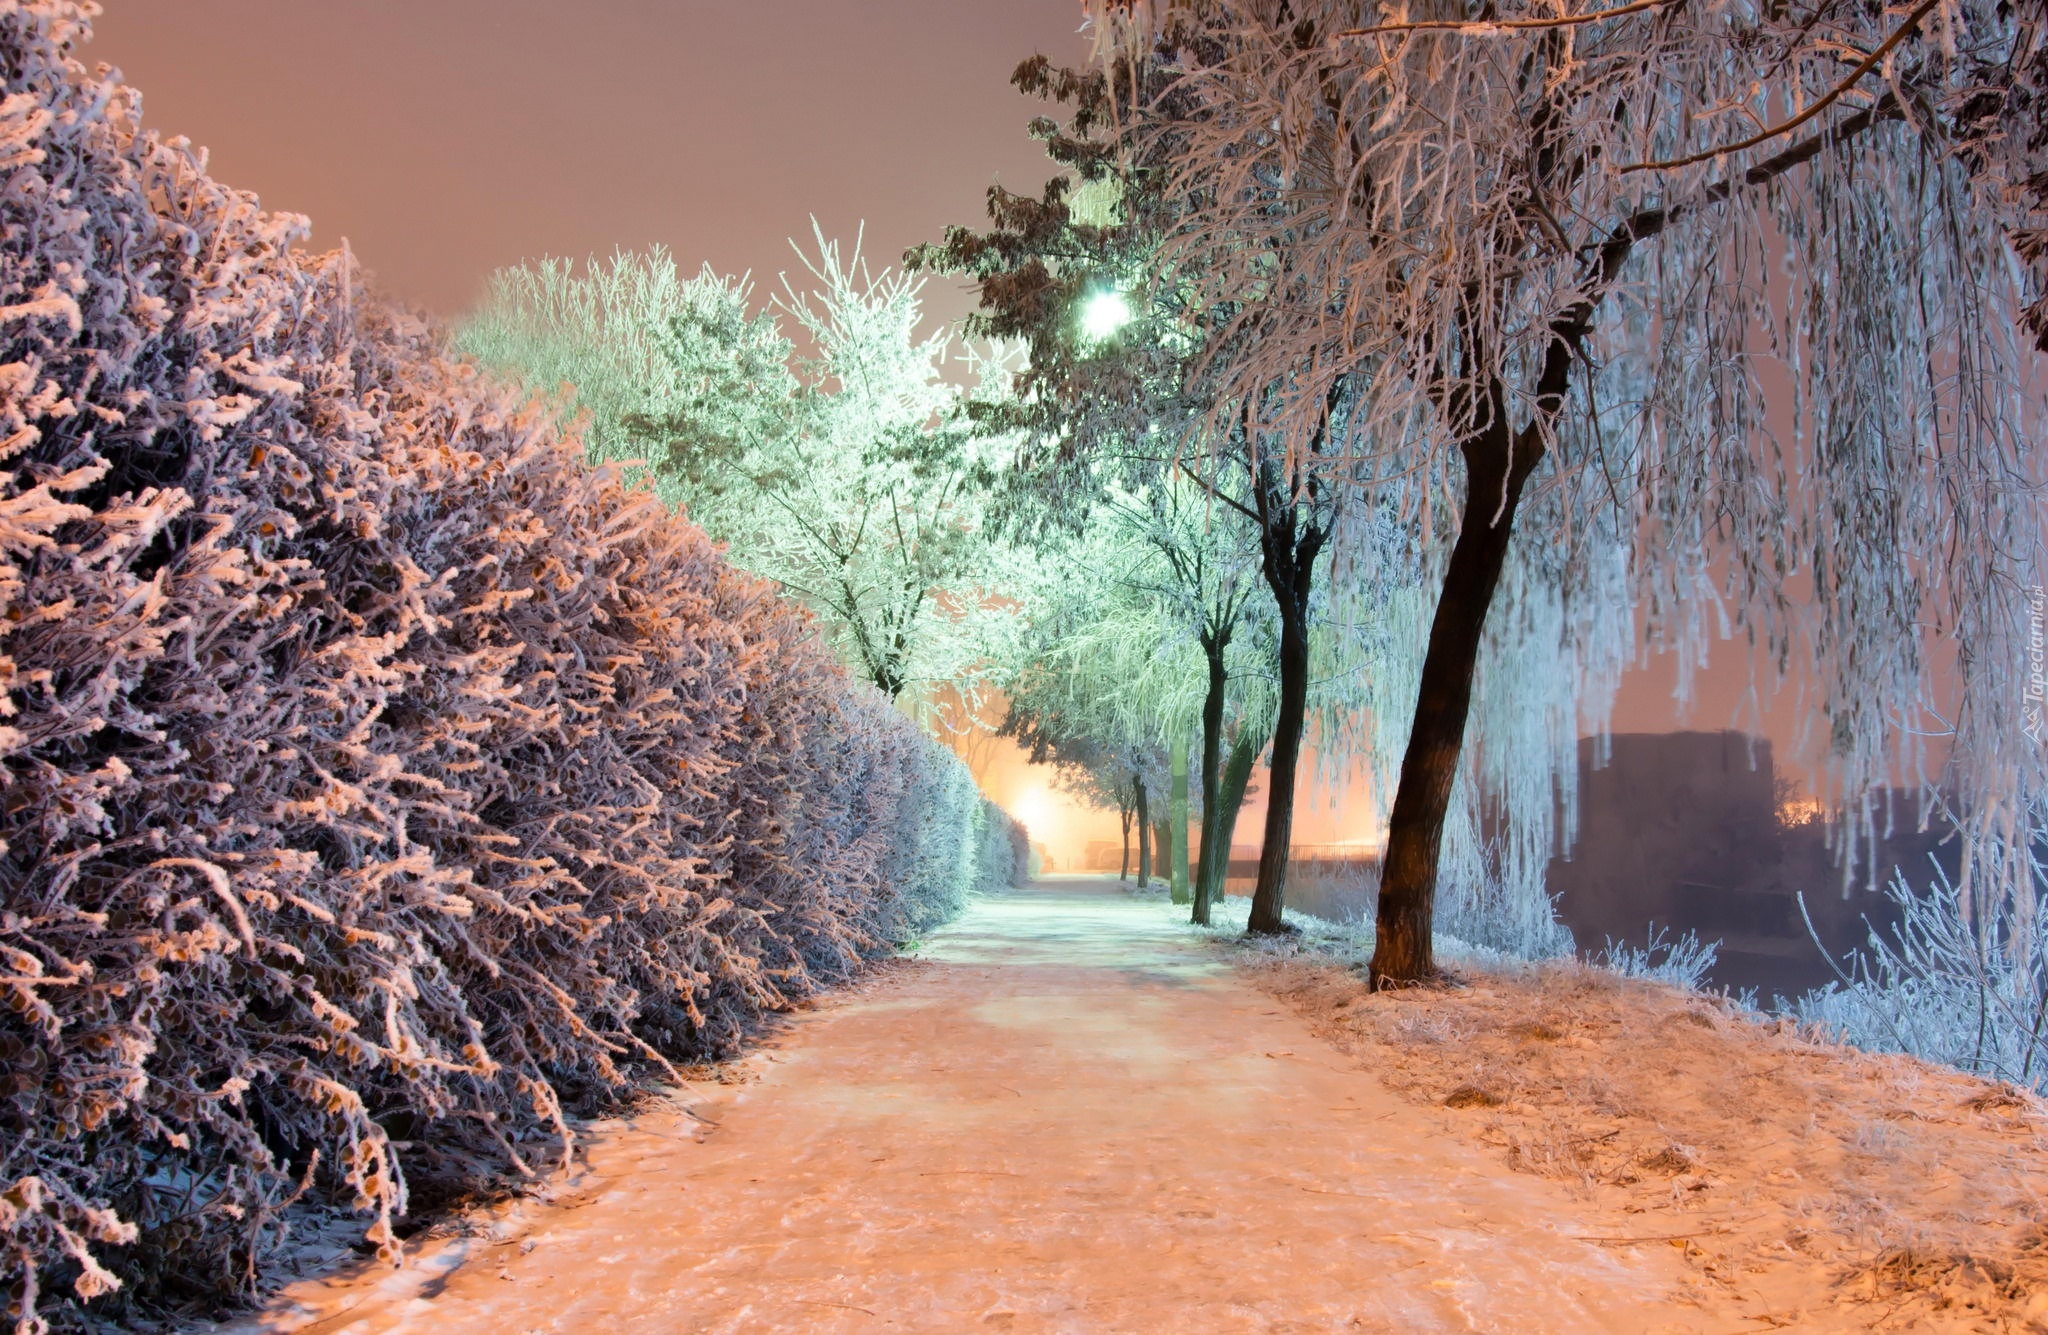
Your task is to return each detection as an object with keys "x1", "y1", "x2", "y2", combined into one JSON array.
[
  {"x1": 1789, "y1": 852, "x2": 2048, "y2": 1095},
  {"x1": 1591, "y1": 926, "x2": 1722, "y2": 993},
  {"x1": 0, "y1": 6, "x2": 1022, "y2": 1328}
]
